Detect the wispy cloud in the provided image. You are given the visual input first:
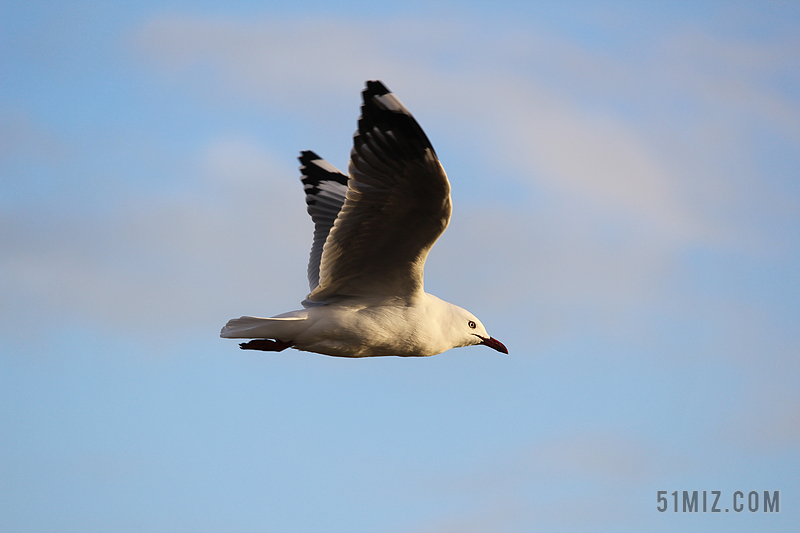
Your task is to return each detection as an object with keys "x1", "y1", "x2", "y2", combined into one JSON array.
[
  {"x1": 0, "y1": 135, "x2": 309, "y2": 342},
  {"x1": 131, "y1": 14, "x2": 799, "y2": 255}
]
